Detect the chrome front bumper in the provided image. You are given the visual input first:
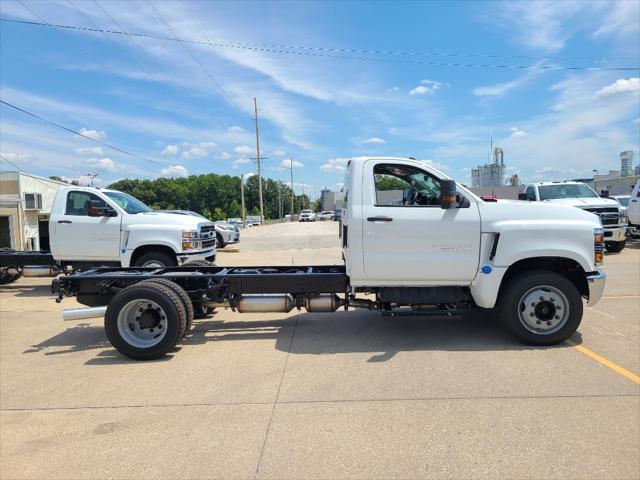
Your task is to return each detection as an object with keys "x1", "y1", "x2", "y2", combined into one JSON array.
[
  {"x1": 586, "y1": 271, "x2": 606, "y2": 306},
  {"x1": 604, "y1": 227, "x2": 626, "y2": 242}
]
